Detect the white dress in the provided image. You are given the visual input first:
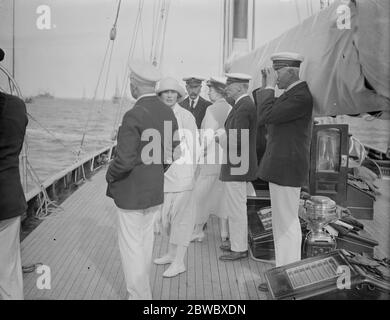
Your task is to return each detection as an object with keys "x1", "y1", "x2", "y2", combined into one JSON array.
[
  {"x1": 193, "y1": 98, "x2": 232, "y2": 225},
  {"x1": 155, "y1": 103, "x2": 200, "y2": 246}
]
